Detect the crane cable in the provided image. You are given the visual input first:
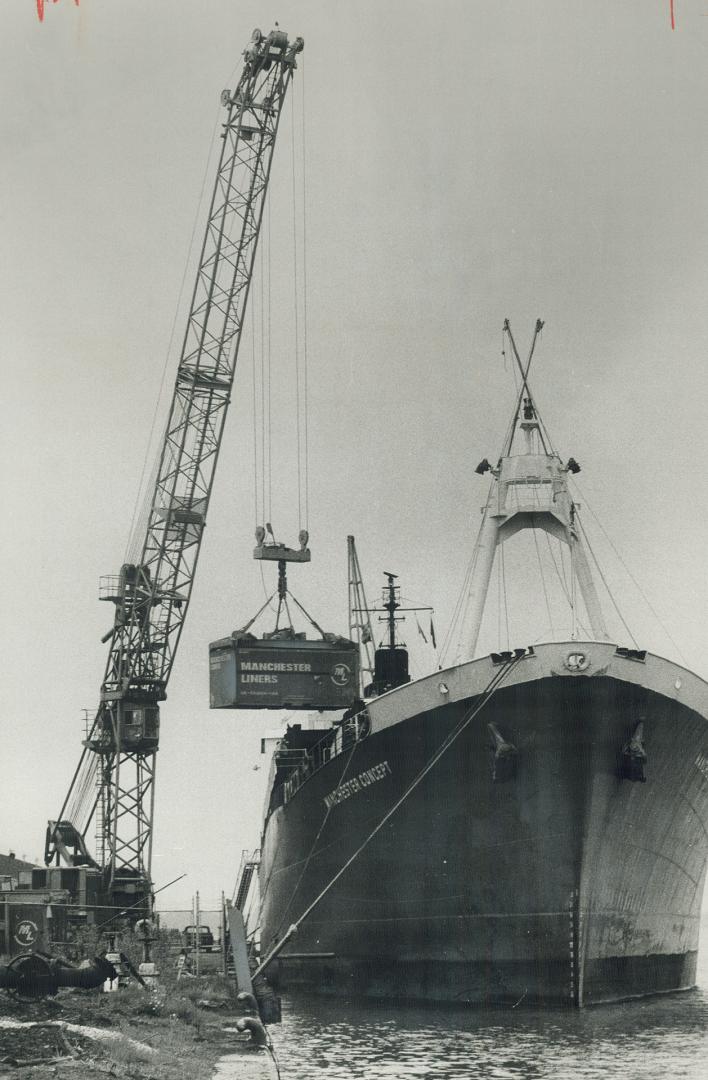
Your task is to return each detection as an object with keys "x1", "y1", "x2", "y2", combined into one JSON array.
[
  {"x1": 269, "y1": 730, "x2": 364, "y2": 940},
  {"x1": 260, "y1": 214, "x2": 268, "y2": 527},
  {"x1": 292, "y1": 66, "x2": 310, "y2": 532},
  {"x1": 291, "y1": 79, "x2": 304, "y2": 532},
  {"x1": 66, "y1": 759, "x2": 95, "y2": 827},
  {"x1": 251, "y1": 207, "x2": 274, "y2": 536},
  {"x1": 267, "y1": 192, "x2": 273, "y2": 524},
  {"x1": 291, "y1": 75, "x2": 310, "y2": 531},
  {"x1": 251, "y1": 290, "x2": 259, "y2": 528},
  {"x1": 301, "y1": 57, "x2": 310, "y2": 529},
  {"x1": 250, "y1": 66, "x2": 309, "y2": 539}
]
